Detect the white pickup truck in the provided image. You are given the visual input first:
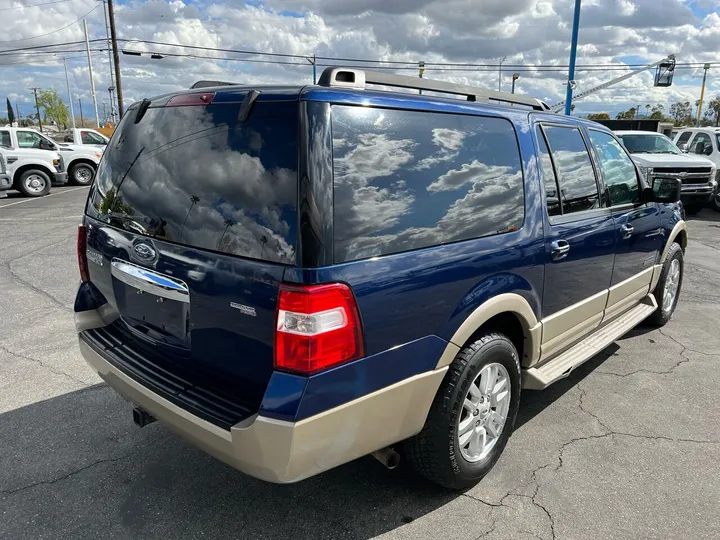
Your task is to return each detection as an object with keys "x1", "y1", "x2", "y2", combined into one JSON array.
[
  {"x1": 54, "y1": 128, "x2": 109, "y2": 149},
  {"x1": 616, "y1": 130, "x2": 717, "y2": 215},
  {"x1": 0, "y1": 129, "x2": 67, "y2": 197},
  {"x1": 0, "y1": 127, "x2": 102, "y2": 188}
]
